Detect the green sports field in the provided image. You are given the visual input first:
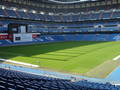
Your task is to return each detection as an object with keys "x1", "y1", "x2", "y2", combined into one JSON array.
[{"x1": 0, "y1": 41, "x2": 120, "y2": 78}]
